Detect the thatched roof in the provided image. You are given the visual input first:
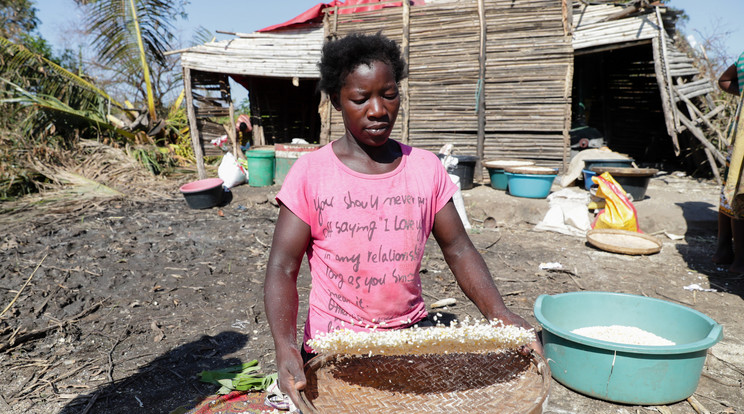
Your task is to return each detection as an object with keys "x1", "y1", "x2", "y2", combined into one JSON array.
[{"x1": 179, "y1": 26, "x2": 323, "y2": 79}]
